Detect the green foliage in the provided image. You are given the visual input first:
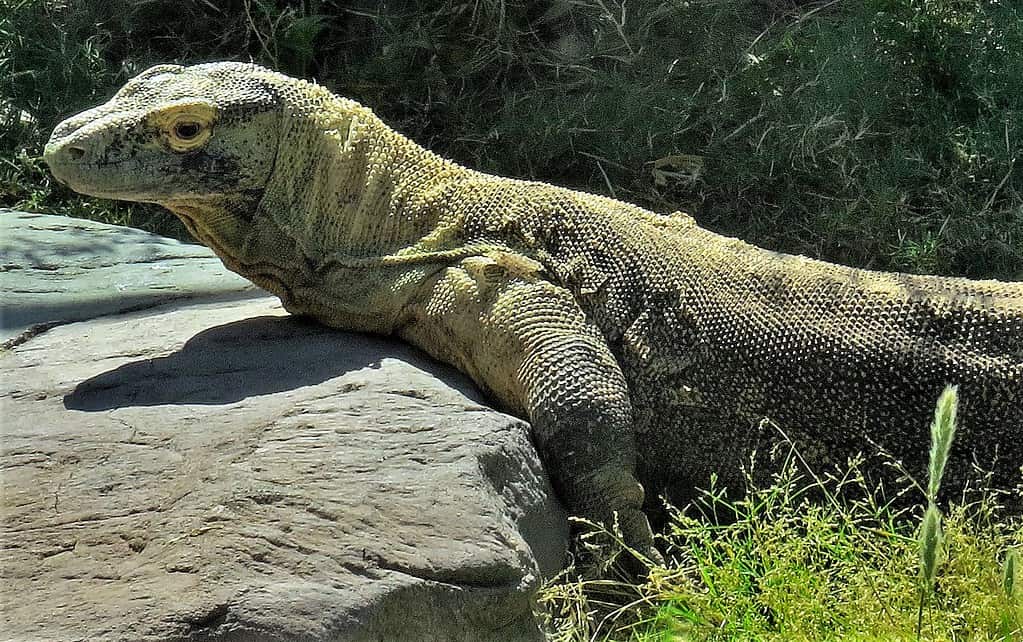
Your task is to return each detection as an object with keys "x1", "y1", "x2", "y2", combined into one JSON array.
[
  {"x1": 538, "y1": 453, "x2": 1023, "y2": 641},
  {"x1": 538, "y1": 387, "x2": 1022, "y2": 640},
  {"x1": 2, "y1": 0, "x2": 1022, "y2": 275}
]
